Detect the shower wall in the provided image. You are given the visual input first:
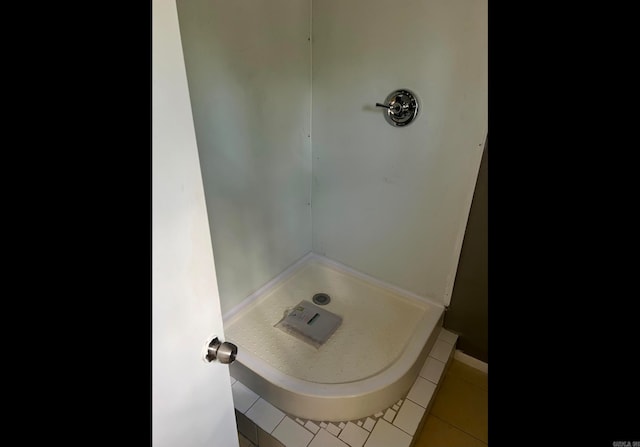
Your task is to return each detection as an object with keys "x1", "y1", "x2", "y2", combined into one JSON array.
[
  {"x1": 176, "y1": 0, "x2": 487, "y2": 314},
  {"x1": 311, "y1": 0, "x2": 487, "y2": 304},
  {"x1": 176, "y1": 0, "x2": 312, "y2": 314}
]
